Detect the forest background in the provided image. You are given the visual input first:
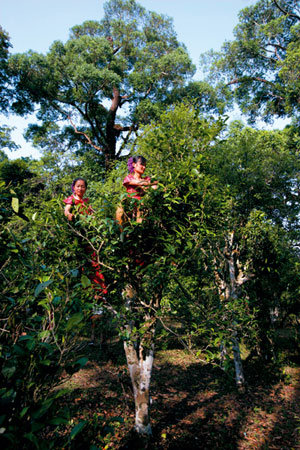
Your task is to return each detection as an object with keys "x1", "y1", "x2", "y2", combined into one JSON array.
[{"x1": 0, "y1": 0, "x2": 299, "y2": 449}]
